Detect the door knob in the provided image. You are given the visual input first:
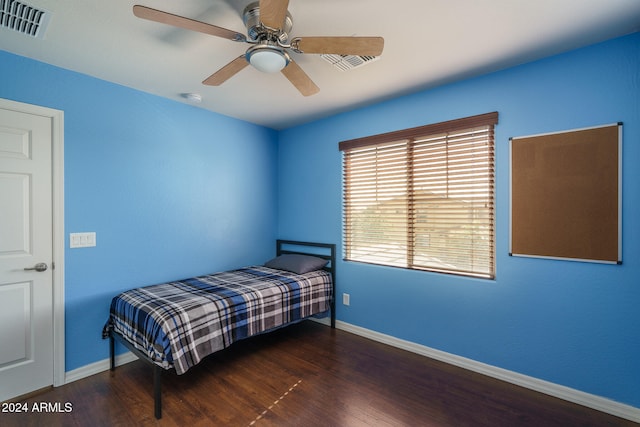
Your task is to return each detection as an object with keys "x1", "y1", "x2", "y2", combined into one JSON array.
[{"x1": 24, "y1": 262, "x2": 48, "y2": 272}]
